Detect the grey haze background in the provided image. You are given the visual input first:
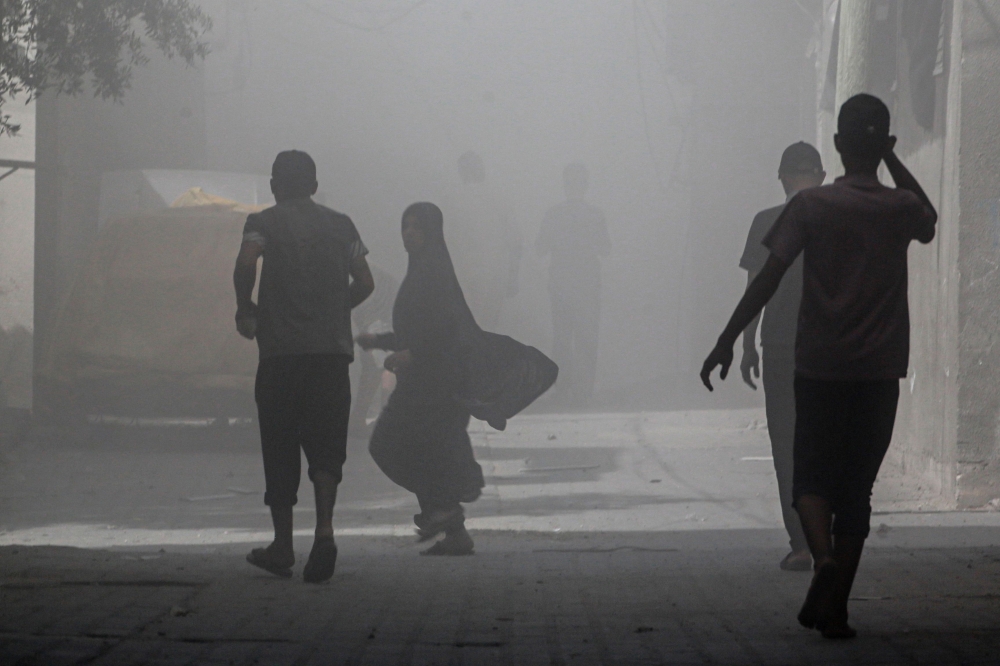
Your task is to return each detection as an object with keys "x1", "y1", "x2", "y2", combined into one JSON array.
[{"x1": 198, "y1": 1, "x2": 817, "y2": 408}]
